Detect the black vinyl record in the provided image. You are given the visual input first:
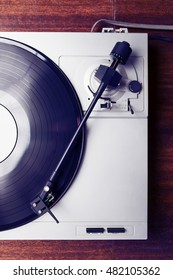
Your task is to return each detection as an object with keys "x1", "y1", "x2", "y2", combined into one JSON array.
[{"x1": 0, "y1": 37, "x2": 85, "y2": 231}]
